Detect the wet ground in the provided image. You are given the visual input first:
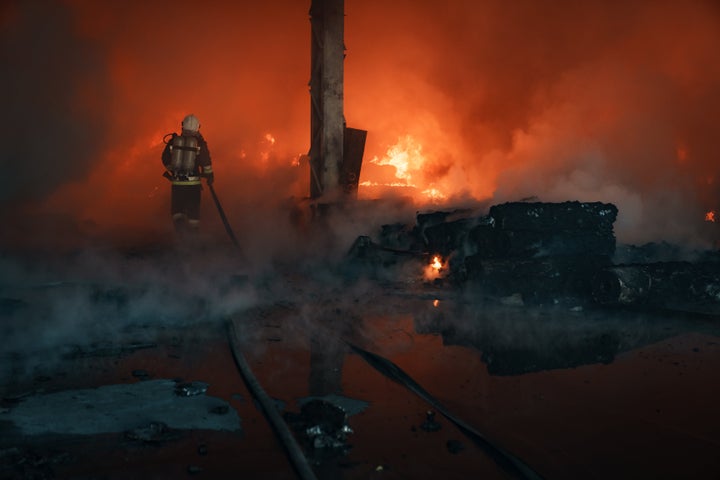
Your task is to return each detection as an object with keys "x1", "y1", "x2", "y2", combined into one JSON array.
[{"x1": 2, "y1": 243, "x2": 720, "y2": 479}]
